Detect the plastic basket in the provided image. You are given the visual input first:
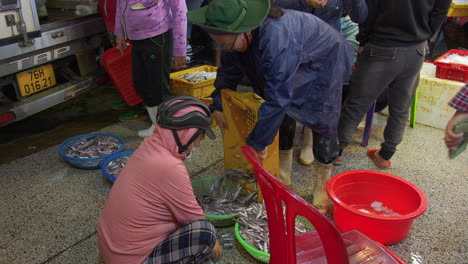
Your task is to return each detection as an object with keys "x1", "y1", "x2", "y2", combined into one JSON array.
[
  {"x1": 221, "y1": 90, "x2": 280, "y2": 200},
  {"x1": 101, "y1": 43, "x2": 143, "y2": 106},
  {"x1": 191, "y1": 176, "x2": 246, "y2": 227},
  {"x1": 101, "y1": 149, "x2": 135, "y2": 183},
  {"x1": 434, "y1": 49, "x2": 468, "y2": 83},
  {"x1": 235, "y1": 222, "x2": 270, "y2": 263},
  {"x1": 59, "y1": 133, "x2": 125, "y2": 169},
  {"x1": 170, "y1": 65, "x2": 218, "y2": 98},
  {"x1": 448, "y1": 1, "x2": 468, "y2": 17}
]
